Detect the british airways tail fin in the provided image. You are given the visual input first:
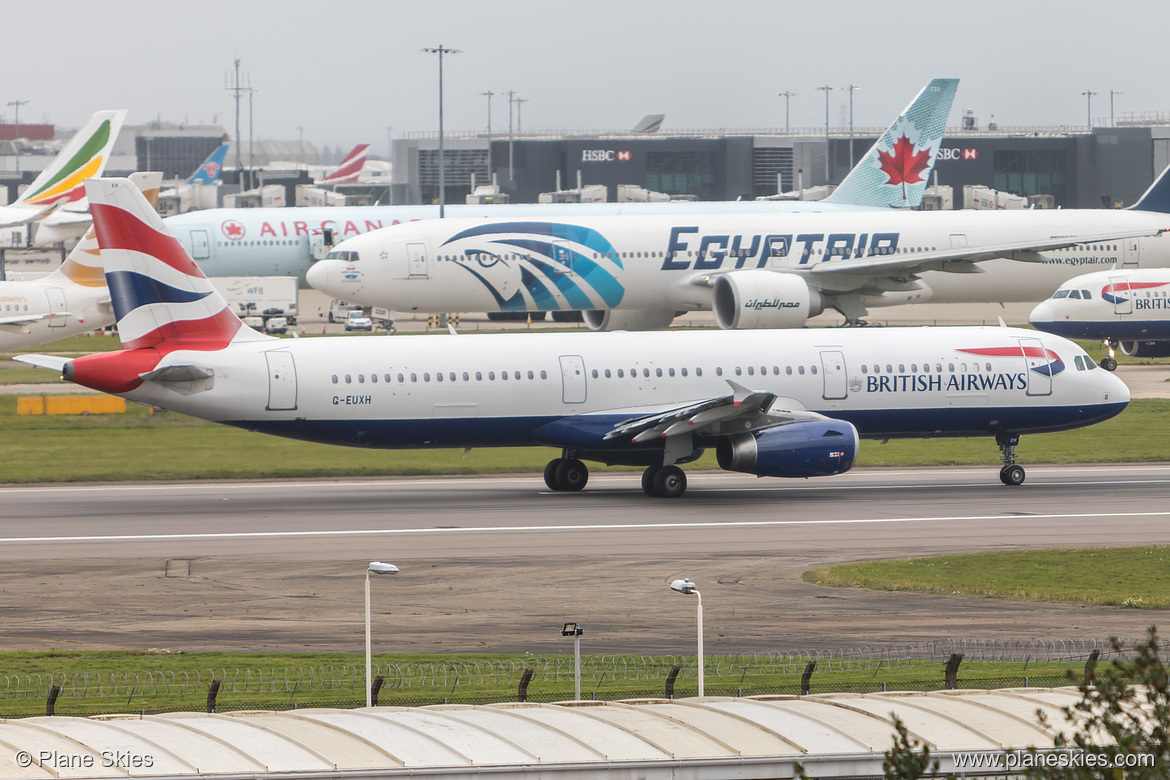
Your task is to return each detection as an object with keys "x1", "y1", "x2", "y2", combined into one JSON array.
[
  {"x1": 824, "y1": 78, "x2": 958, "y2": 209},
  {"x1": 1128, "y1": 164, "x2": 1170, "y2": 213},
  {"x1": 85, "y1": 177, "x2": 268, "y2": 352},
  {"x1": 187, "y1": 143, "x2": 229, "y2": 185},
  {"x1": 318, "y1": 143, "x2": 370, "y2": 184}
]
